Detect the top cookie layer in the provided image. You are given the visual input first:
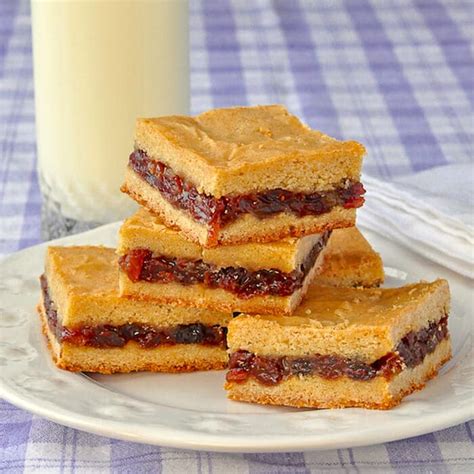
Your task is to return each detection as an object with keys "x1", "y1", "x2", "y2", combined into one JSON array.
[
  {"x1": 229, "y1": 280, "x2": 450, "y2": 362},
  {"x1": 135, "y1": 105, "x2": 365, "y2": 197}
]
